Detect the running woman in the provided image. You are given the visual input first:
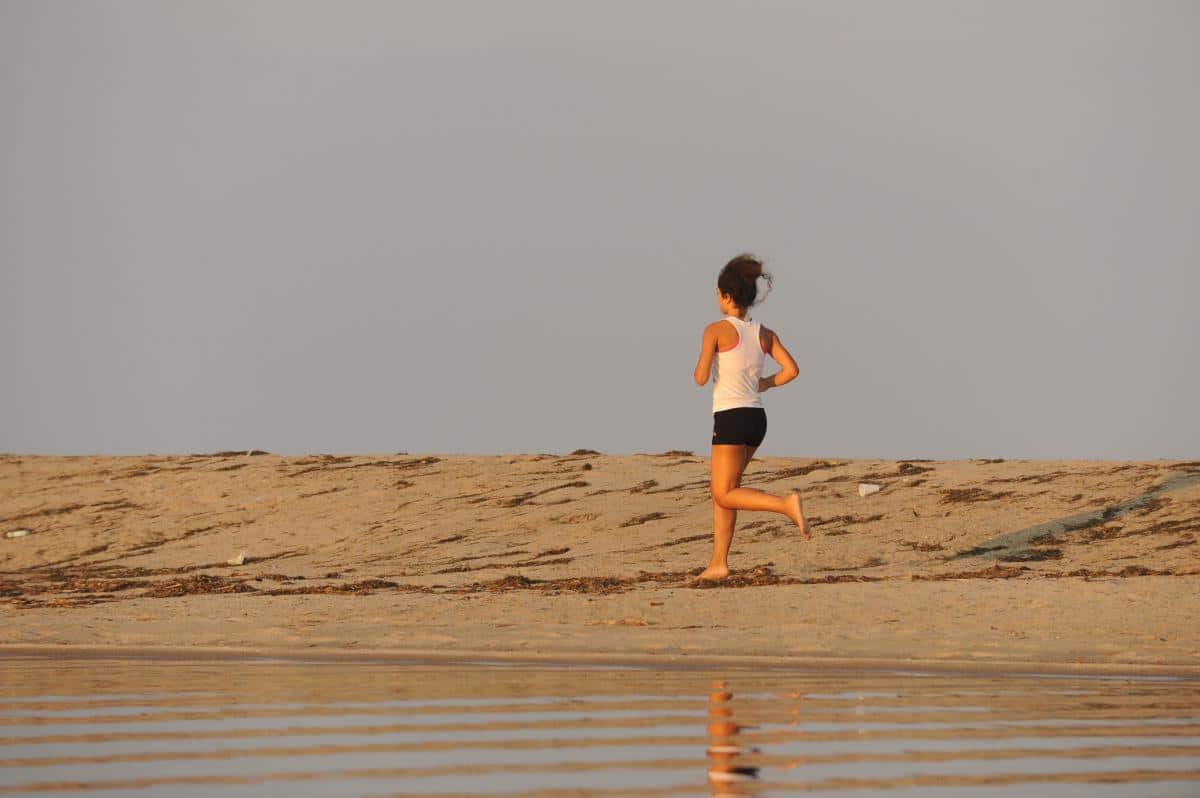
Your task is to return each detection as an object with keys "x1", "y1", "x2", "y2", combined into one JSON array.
[{"x1": 692, "y1": 254, "x2": 809, "y2": 581}]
